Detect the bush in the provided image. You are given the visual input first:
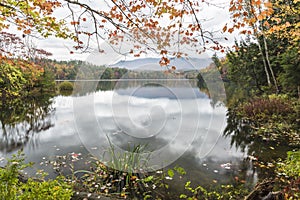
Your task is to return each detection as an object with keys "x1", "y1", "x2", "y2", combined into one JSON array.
[
  {"x1": 58, "y1": 81, "x2": 73, "y2": 91},
  {"x1": 241, "y1": 96, "x2": 294, "y2": 120},
  {"x1": 277, "y1": 151, "x2": 300, "y2": 179},
  {"x1": 276, "y1": 151, "x2": 300, "y2": 199},
  {"x1": 0, "y1": 151, "x2": 73, "y2": 200}
]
